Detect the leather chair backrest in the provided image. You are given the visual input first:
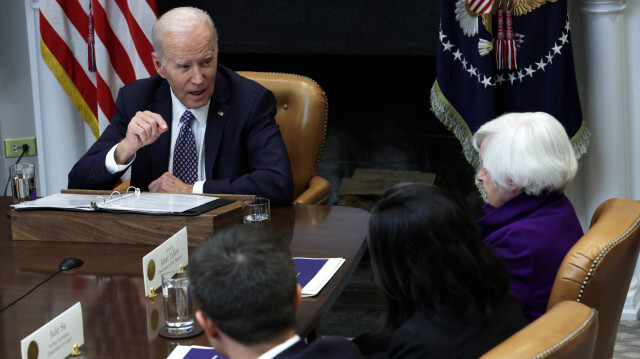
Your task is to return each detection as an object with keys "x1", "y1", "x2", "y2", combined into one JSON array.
[
  {"x1": 237, "y1": 72, "x2": 328, "y2": 200},
  {"x1": 480, "y1": 301, "x2": 598, "y2": 359},
  {"x1": 546, "y1": 198, "x2": 640, "y2": 359}
]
